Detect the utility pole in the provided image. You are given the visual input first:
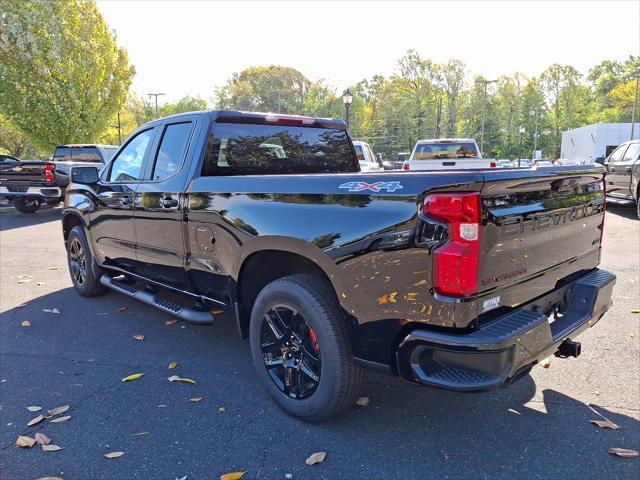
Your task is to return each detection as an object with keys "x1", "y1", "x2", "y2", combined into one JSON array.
[
  {"x1": 111, "y1": 111, "x2": 122, "y2": 145},
  {"x1": 147, "y1": 92, "x2": 165, "y2": 118},
  {"x1": 533, "y1": 109, "x2": 539, "y2": 159},
  {"x1": 435, "y1": 97, "x2": 443, "y2": 139},
  {"x1": 480, "y1": 79, "x2": 497, "y2": 155},
  {"x1": 631, "y1": 76, "x2": 639, "y2": 140}
]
